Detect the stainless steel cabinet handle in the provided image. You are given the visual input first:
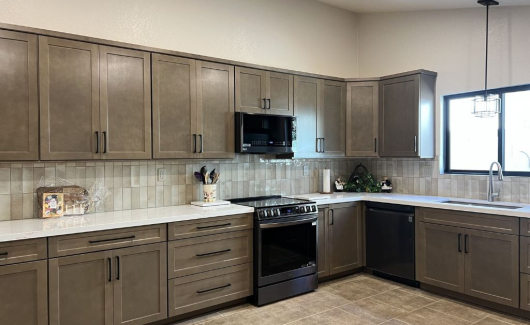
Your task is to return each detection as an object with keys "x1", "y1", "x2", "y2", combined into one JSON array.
[
  {"x1": 197, "y1": 283, "x2": 231, "y2": 294},
  {"x1": 316, "y1": 138, "x2": 320, "y2": 153},
  {"x1": 116, "y1": 256, "x2": 120, "y2": 280},
  {"x1": 322, "y1": 138, "x2": 325, "y2": 153},
  {"x1": 193, "y1": 134, "x2": 197, "y2": 153},
  {"x1": 263, "y1": 98, "x2": 266, "y2": 109},
  {"x1": 107, "y1": 257, "x2": 112, "y2": 282},
  {"x1": 329, "y1": 210, "x2": 334, "y2": 225},
  {"x1": 464, "y1": 234, "x2": 469, "y2": 253},
  {"x1": 199, "y1": 134, "x2": 203, "y2": 153},
  {"x1": 267, "y1": 98, "x2": 271, "y2": 109},
  {"x1": 103, "y1": 131, "x2": 107, "y2": 154},
  {"x1": 89, "y1": 235, "x2": 136, "y2": 244},
  {"x1": 458, "y1": 234, "x2": 462, "y2": 252},
  {"x1": 374, "y1": 138, "x2": 377, "y2": 153},
  {"x1": 196, "y1": 223, "x2": 231, "y2": 230},
  {"x1": 95, "y1": 131, "x2": 99, "y2": 154},
  {"x1": 414, "y1": 136, "x2": 417, "y2": 153},
  {"x1": 196, "y1": 249, "x2": 232, "y2": 257}
]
